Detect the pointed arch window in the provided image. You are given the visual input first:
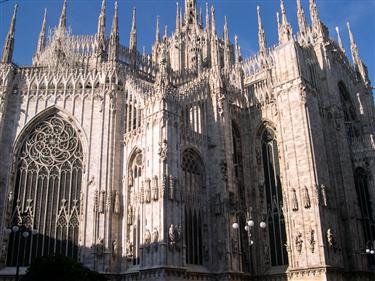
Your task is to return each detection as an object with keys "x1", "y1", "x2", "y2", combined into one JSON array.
[
  {"x1": 354, "y1": 168, "x2": 375, "y2": 265},
  {"x1": 261, "y1": 129, "x2": 288, "y2": 266},
  {"x1": 6, "y1": 114, "x2": 83, "y2": 266},
  {"x1": 182, "y1": 149, "x2": 205, "y2": 265}
]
